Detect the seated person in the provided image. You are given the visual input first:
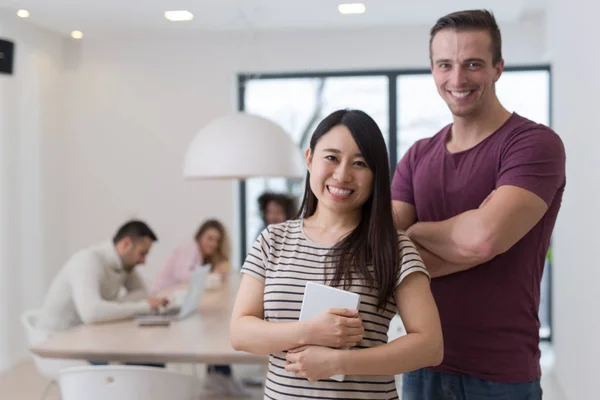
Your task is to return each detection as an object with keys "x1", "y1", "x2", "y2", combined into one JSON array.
[
  {"x1": 38, "y1": 220, "x2": 167, "y2": 333},
  {"x1": 150, "y1": 219, "x2": 249, "y2": 397},
  {"x1": 257, "y1": 192, "x2": 297, "y2": 232},
  {"x1": 150, "y1": 219, "x2": 230, "y2": 294},
  {"x1": 36, "y1": 220, "x2": 168, "y2": 367}
]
